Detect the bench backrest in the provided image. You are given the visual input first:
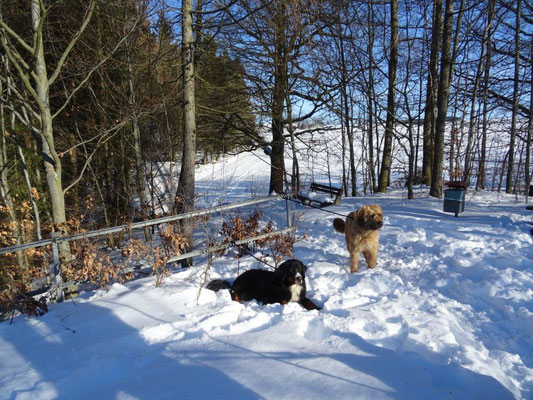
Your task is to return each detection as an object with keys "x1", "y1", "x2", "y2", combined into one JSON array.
[
  {"x1": 309, "y1": 182, "x2": 342, "y2": 205},
  {"x1": 310, "y1": 182, "x2": 342, "y2": 195}
]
